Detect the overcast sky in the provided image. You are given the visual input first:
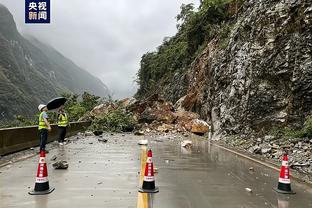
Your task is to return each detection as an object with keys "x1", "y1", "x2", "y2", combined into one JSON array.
[{"x1": 0, "y1": 0, "x2": 199, "y2": 98}]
